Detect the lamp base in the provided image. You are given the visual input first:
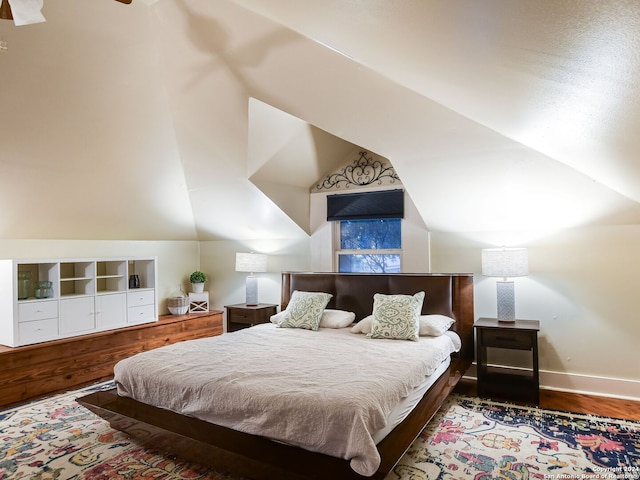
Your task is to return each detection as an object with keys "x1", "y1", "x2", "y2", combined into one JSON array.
[
  {"x1": 245, "y1": 275, "x2": 258, "y2": 306},
  {"x1": 496, "y1": 280, "x2": 516, "y2": 322}
]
